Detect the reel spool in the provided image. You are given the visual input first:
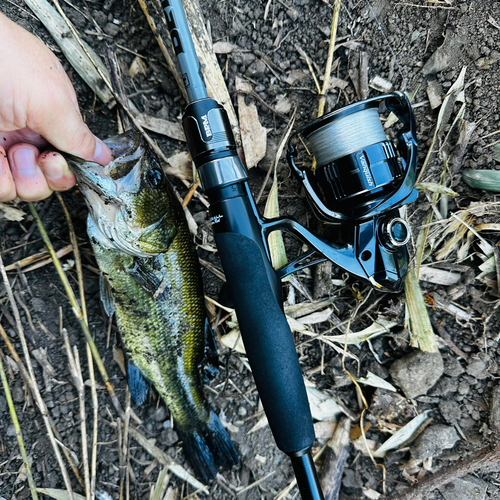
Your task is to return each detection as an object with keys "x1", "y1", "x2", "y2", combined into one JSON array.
[{"x1": 285, "y1": 91, "x2": 418, "y2": 291}]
